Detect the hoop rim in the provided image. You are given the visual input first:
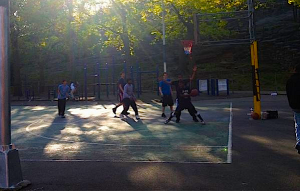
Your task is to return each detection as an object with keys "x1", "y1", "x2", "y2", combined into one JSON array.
[
  {"x1": 181, "y1": 40, "x2": 194, "y2": 55},
  {"x1": 181, "y1": 40, "x2": 194, "y2": 47}
]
